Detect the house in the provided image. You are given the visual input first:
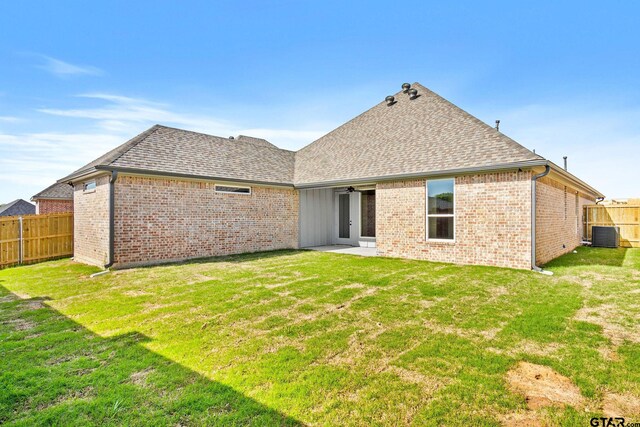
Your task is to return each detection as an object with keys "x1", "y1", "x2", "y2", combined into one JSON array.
[
  {"x1": 59, "y1": 82, "x2": 603, "y2": 270},
  {"x1": 0, "y1": 199, "x2": 36, "y2": 217},
  {"x1": 31, "y1": 182, "x2": 74, "y2": 214}
]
